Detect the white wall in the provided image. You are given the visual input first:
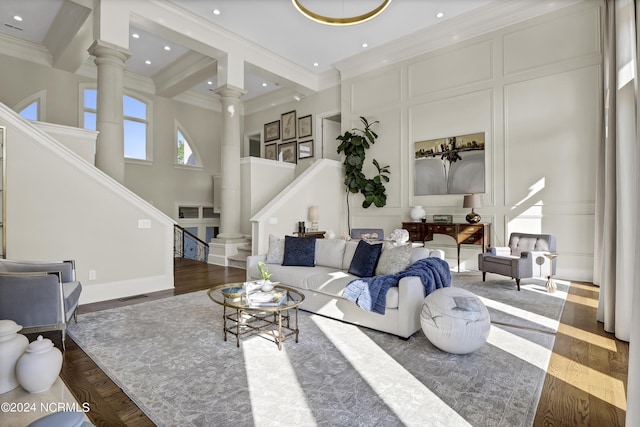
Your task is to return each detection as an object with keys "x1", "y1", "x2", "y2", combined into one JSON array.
[
  {"x1": 1, "y1": 104, "x2": 174, "y2": 304},
  {"x1": 0, "y1": 53, "x2": 222, "y2": 225},
  {"x1": 339, "y1": 2, "x2": 601, "y2": 281}
]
